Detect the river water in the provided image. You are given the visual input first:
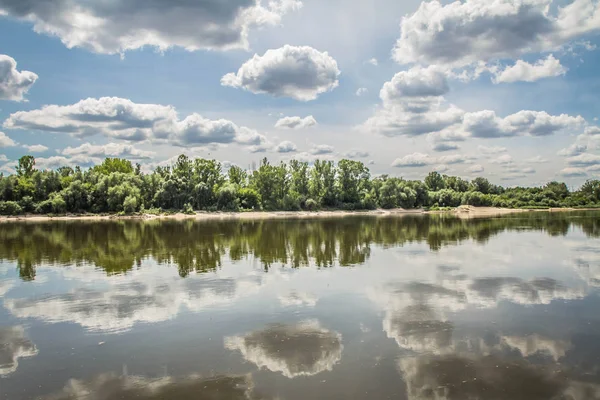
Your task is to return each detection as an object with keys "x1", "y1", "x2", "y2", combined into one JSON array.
[{"x1": 1, "y1": 212, "x2": 600, "y2": 399}]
